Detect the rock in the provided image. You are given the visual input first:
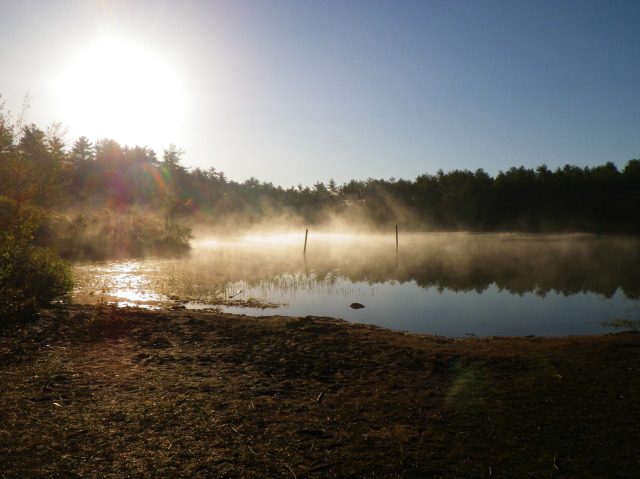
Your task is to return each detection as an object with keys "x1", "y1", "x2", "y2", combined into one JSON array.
[{"x1": 350, "y1": 302, "x2": 365, "y2": 309}]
